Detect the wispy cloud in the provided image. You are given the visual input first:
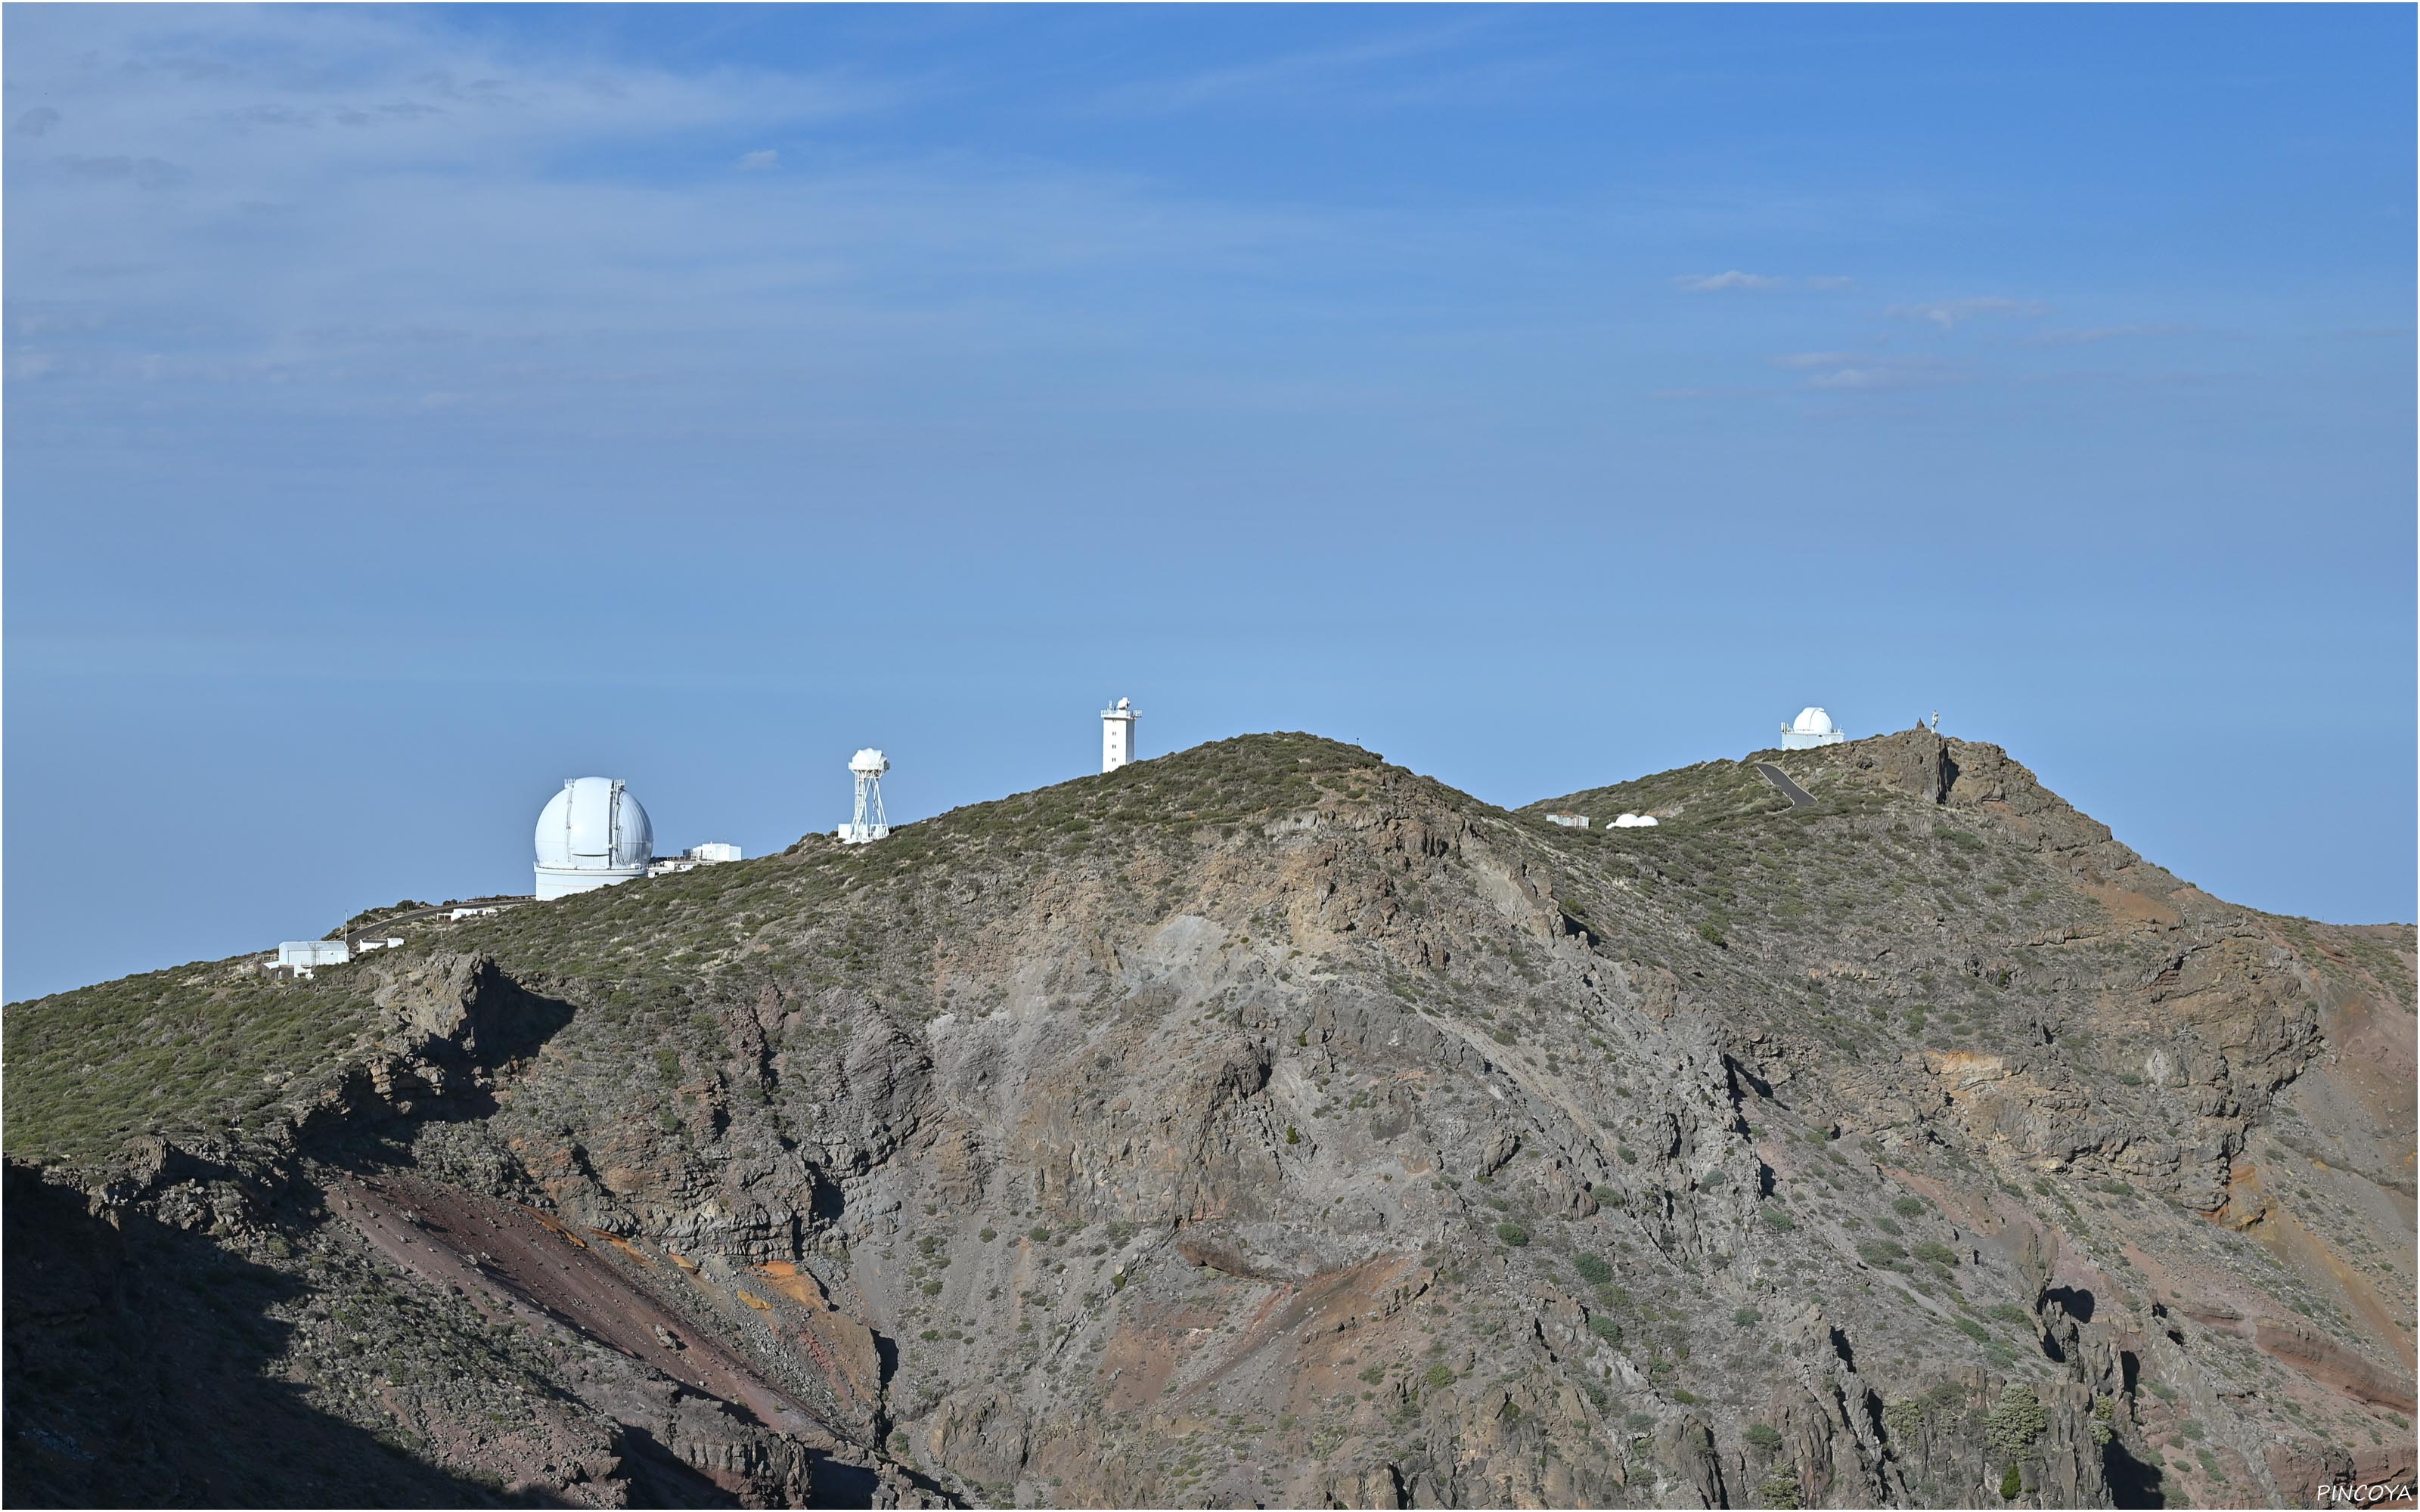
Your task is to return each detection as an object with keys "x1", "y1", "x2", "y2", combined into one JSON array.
[
  {"x1": 1675, "y1": 270, "x2": 1780, "y2": 292},
  {"x1": 1805, "y1": 364, "x2": 1953, "y2": 392},
  {"x1": 1087, "y1": 19, "x2": 1558, "y2": 116},
  {"x1": 14, "y1": 107, "x2": 61, "y2": 138},
  {"x1": 0, "y1": 5, "x2": 1454, "y2": 450},
  {"x1": 1769, "y1": 351, "x2": 1951, "y2": 391},
  {"x1": 1886, "y1": 296, "x2": 2048, "y2": 329},
  {"x1": 1674, "y1": 271, "x2": 1852, "y2": 293},
  {"x1": 54, "y1": 153, "x2": 190, "y2": 190},
  {"x1": 2024, "y1": 322, "x2": 2192, "y2": 347}
]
